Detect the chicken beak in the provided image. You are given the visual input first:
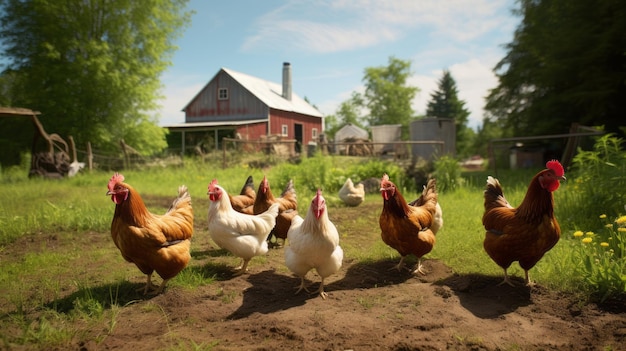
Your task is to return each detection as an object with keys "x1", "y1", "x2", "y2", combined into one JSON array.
[
  {"x1": 560, "y1": 175, "x2": 566, "y2": 182},
  {"x1": 106, "y1": 190, "x2": 113, "y2": 195}
]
